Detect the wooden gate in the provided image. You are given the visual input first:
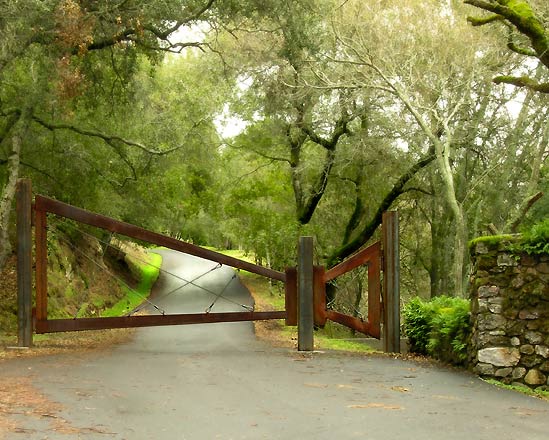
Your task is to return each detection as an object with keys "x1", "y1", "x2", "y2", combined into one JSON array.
[
  {"x1": 16, "y1": 179, "x2": 399, "y2": 352},
  {"x1": 15, "y1": 180, "x2": 297, "y2": 338},
  {"x1": 307, "y1": 212, "x2": 400, "y2": 353},
  {"x1": 314, "y1": 241, "x2": 382, "y2": 338}
]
